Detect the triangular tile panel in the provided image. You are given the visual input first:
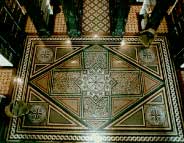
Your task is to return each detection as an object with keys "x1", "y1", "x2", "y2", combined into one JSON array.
[
  {"x1": 47, "y1": 105, "x2": 86, "y2": 129},
  {"x1": 53, "y1": 96, "x2": 81, "y2": 117},
  {"x1": 34, "y1": 64, "x2": 49, "y2": 73},
  {"x1": 49, "y1": 106, "x2": 75, "y2": 125},
  {"x1": 106, "y1": 45, "x2": 163, "y2": 79},
  {"x1": 147, "y1": 88, "x2": 165, "y2": 104},
  {"x1": 30, "y1": 64, "x2": 50, "y2": 78},
  {"x1": 142, "y1": 72, "x2": 163, "y2": 95},
  {"x1": 109, "y1": 53, "x2": 138, "y2": 70},
  {"x1": 105, "y1": 107, "x2": 145, "y2": 129},
  {"x1": 105, "y1": 88, "x2": 170, "y2": 130},
  {"x1": 56, "y1": 53, "x2": 82, "y2": 69},
  {"x1": 116, "y1": 107, "x2": 144, "y2": 126},
  {"x1": 27, "y1": 86, "x2": 45, "y2": 102},
  {"x1": 150, "y1": 95, "x2": 163, "y2": 103},
  {"x1": 31, "y1": 71, "x2": 51, "y2": 94},
  {"x1": 55, "y1": 46, "x2": 76, "y2": 61},
  {"x1": 55, "y1": 45, "x2": 88, "y2": 61},
  {"x1": 138, "y1": 47, "x2": 163, "y2": 78},
  {"x1": 47, "y1": 105, "x2": 87, "y2": 129},
  {"x1": 26, "y1": 86, "x2": 86, "y2": 129},
  {"x1": 105, "y1": 45, "x2": 138, "y2": 62},
  {"x1": 147, "y1": 65, "x2": 159, "y2": 73},
  {"x1": 31, "y1": 45, "x2": 88, "y2": 78},
  {"x1": 144, "y1": 88, "x2": 170, "y2": 128},
  {"x1": 85, "y1": 45, "x2": 107, "y2": 52},
  {"x1": 29, "y1": 91, "x2": 44, "y2": 102},
  {"x1": 112, "y1": 97, "x2": 138, "y2": 116}
]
